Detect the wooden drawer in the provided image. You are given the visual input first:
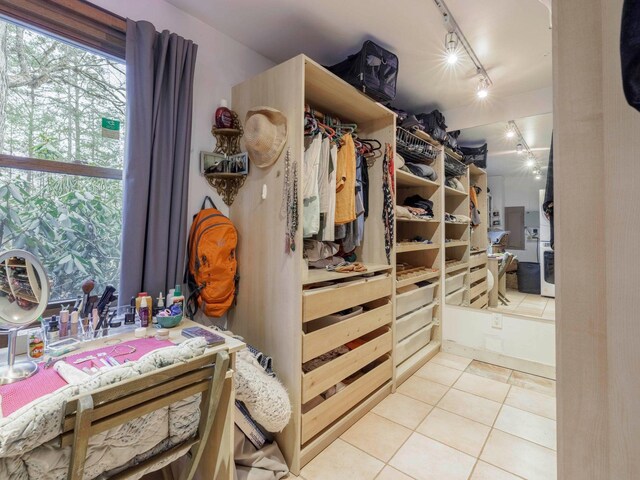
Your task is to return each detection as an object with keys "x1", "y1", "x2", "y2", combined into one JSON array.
[
  {"x1": 302, "y1": 302, "x2": 392, "y2": 363},
  {"x1": 396, "y1": 283, "x2": 437, "y2": 317},
  {"x1": 445, "y1": 272, "x2": 466, "y2": 295},
  {"x1": 471, "y1": 293, "x2": 488, "y2": 309},
  {"x1": 301, "y1": 357, "x2": 392, "y2": 444},
  {"x1": 469, "y1": 268, "x2": 487, "y2": 284},
  {"x1": 470, "y1": 253, "x2": 488, "y2": 268},
  {"x1": 396, "y1": 304, "x2": 435, "y2": 341},
  {"x1": 470, "y1": 281, "x2": 487, "y2": 300},
  {"x1": 396, "y1": 324, "x2": 433, "y2": 365},
  {"x1": 302, "y1": 329, "x2": 392, "y2": 403},
  {"x1": 303, "y1": 274, "x2": 392, "y2": 322}
]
